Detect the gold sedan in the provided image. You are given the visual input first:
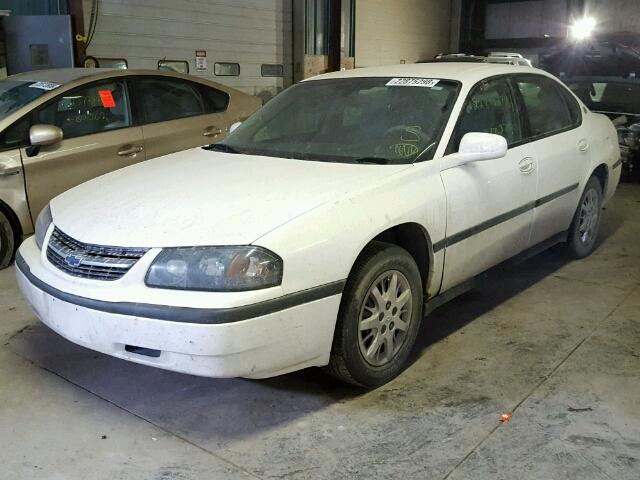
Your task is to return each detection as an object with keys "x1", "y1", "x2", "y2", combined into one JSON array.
[{"x1": 0, "y1": 68, "x2": 261, "y2": 268}]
